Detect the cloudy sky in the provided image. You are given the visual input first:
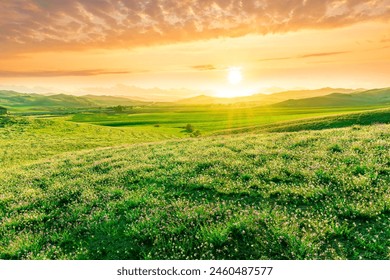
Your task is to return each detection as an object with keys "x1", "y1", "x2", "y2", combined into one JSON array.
[{"x1": 1, "y1": 0, "x2": 390, "y2": 98}]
